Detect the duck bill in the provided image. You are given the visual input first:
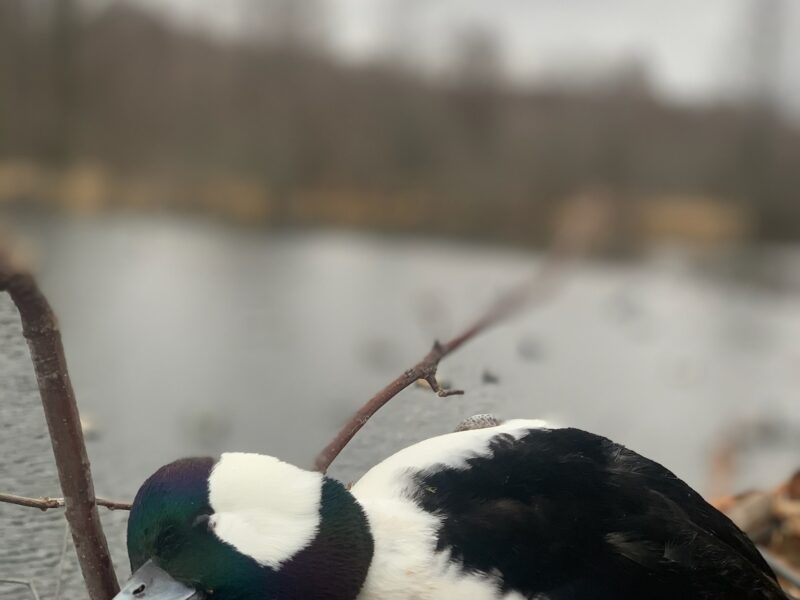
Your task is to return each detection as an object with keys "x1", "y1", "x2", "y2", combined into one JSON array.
[{"x1": 113, "y1": 560, "x2": 201, "y2": 600}]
